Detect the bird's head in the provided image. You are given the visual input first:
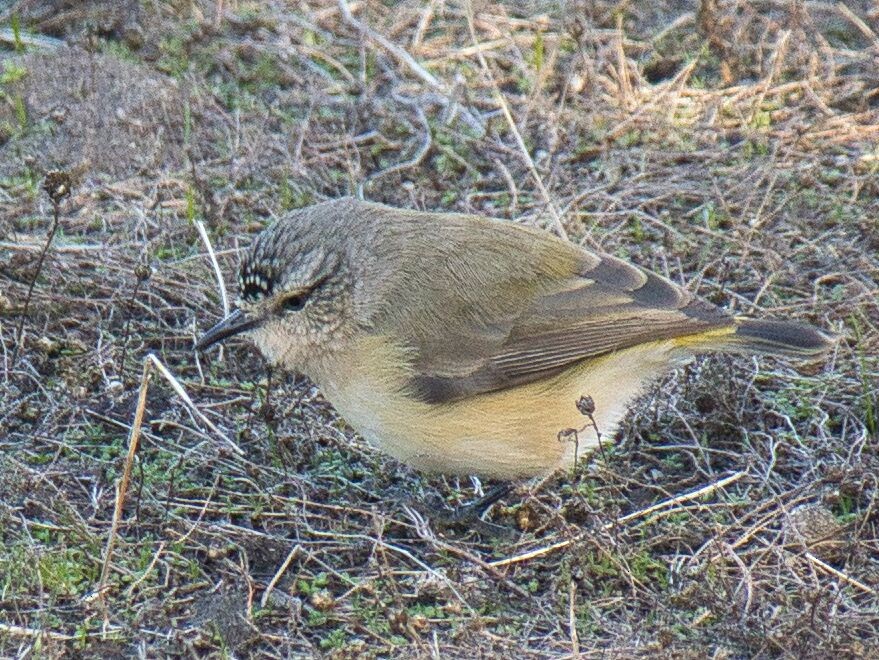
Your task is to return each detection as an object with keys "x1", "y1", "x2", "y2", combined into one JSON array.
[{"x1": 196, "y1": 218, "x2": 354, "y2": 370}]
